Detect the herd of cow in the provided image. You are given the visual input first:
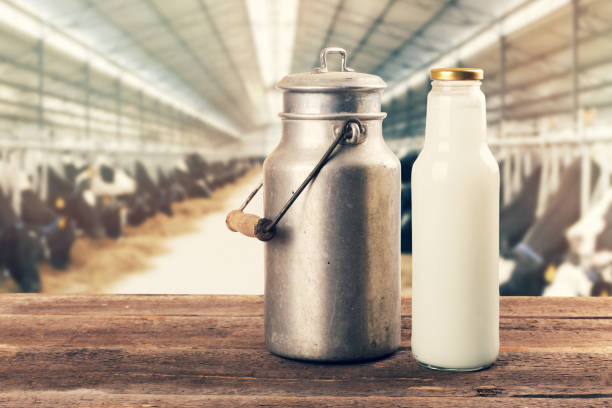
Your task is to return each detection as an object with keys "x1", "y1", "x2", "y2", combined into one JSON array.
[
  {"x1": 0, "y1": 153, "x2": 260, "y2": 292},
  {"x1": 400, "y1": 151, "x2": 612, "y2": 297},
  {"x1": 1, "y1": 147, "x2": 611, "y2": 296}
]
